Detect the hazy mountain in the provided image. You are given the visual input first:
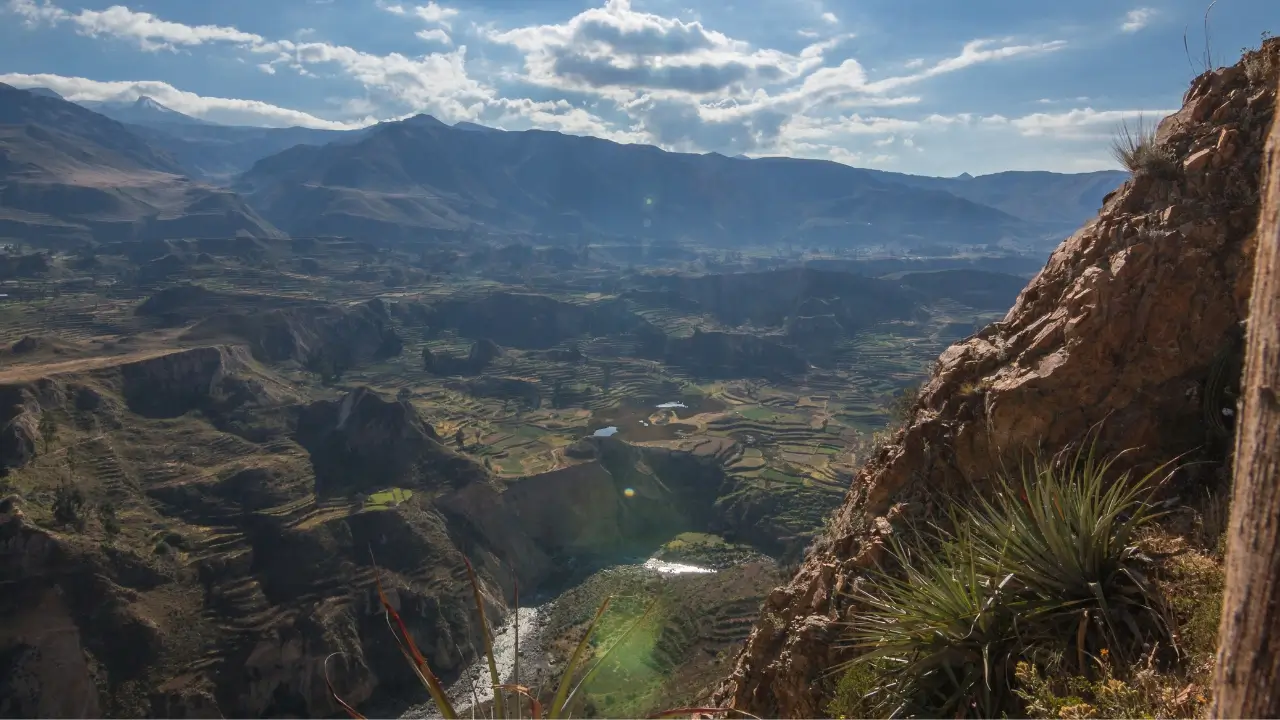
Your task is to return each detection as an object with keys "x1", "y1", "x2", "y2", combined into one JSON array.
[
  {"x1": 0, "y1": 83, "x2": 283, "y2": 245},
  {"x1": 236, "y1": 114, "x2": 1070, "y2": 248},
  {"x1": 453, "y1": 121, "x2": 501, "y2": 133},
  {"x1": 22, "y1": 87, "x2": 64, "y2": 100},
  {"x1": 881, "y1": 169, "x2": 1129, "y2": 228},
  {"x1": 0, "y1": 87, "x2": 1126, "y2": 250},
  {"x1": 125, "y1": 122, "x2": 362, "y2": 183},
  {"x1": 80, "y1": 95, "x2": 215, "y2": 128}
]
